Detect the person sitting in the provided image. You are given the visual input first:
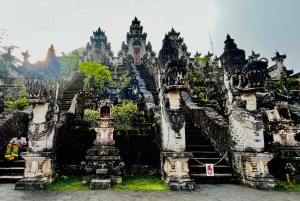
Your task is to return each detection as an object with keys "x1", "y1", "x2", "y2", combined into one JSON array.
[{"x1": 4, "y1": 131, "x2": 27, "y2": 161}]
